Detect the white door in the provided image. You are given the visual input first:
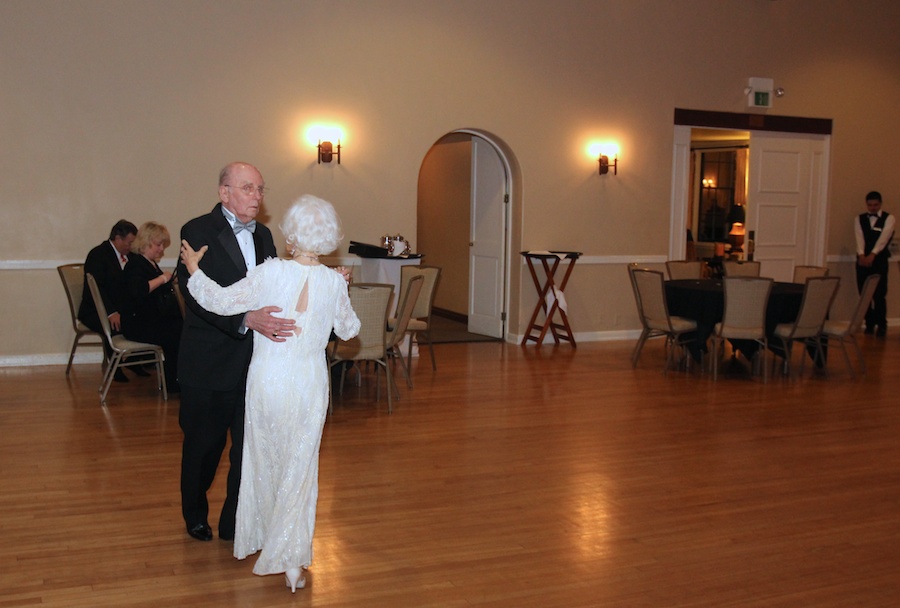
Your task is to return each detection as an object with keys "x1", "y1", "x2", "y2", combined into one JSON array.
[
  {"x1": 468, "y1": 137, "x2": 506, "y2": 337},
  {"x1": 746, "y1": 132, "x2": 829, "y2": 282}
]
